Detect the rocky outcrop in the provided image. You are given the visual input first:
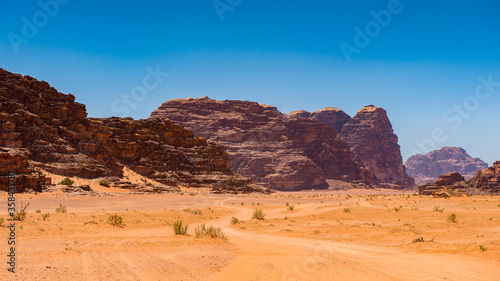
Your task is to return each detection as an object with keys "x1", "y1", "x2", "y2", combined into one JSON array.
[
  {"x1": 288, "y1": 107, "x2": 350, "y2": 131},
  {"x1": 150, "y1": 97, "x2": 370, "y2": 191},
  {"x1": 0, "y1": 147, "x2": 47, "y2": 192},
  {"x1": 289, "y1": 105, "x2": 414, "y2": 189},
  {"x1": 0, "y1": 68, "x2": 265, "y2": 194},
  {"x1": 418, "y1": 172, "x2": 465, "y2": 196},
  {"x1": 405, "y1": 147, "x2": 488, "y2": 185},
  {"x1": 419, "y1": 162, "x2": 500, "y2": 195},
  {"x1": 465, "y1": 161, "x2": 500, "y2": 193},
  {"x1": 339, "y1": 106, "x2": 414, "y2": 189}
]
